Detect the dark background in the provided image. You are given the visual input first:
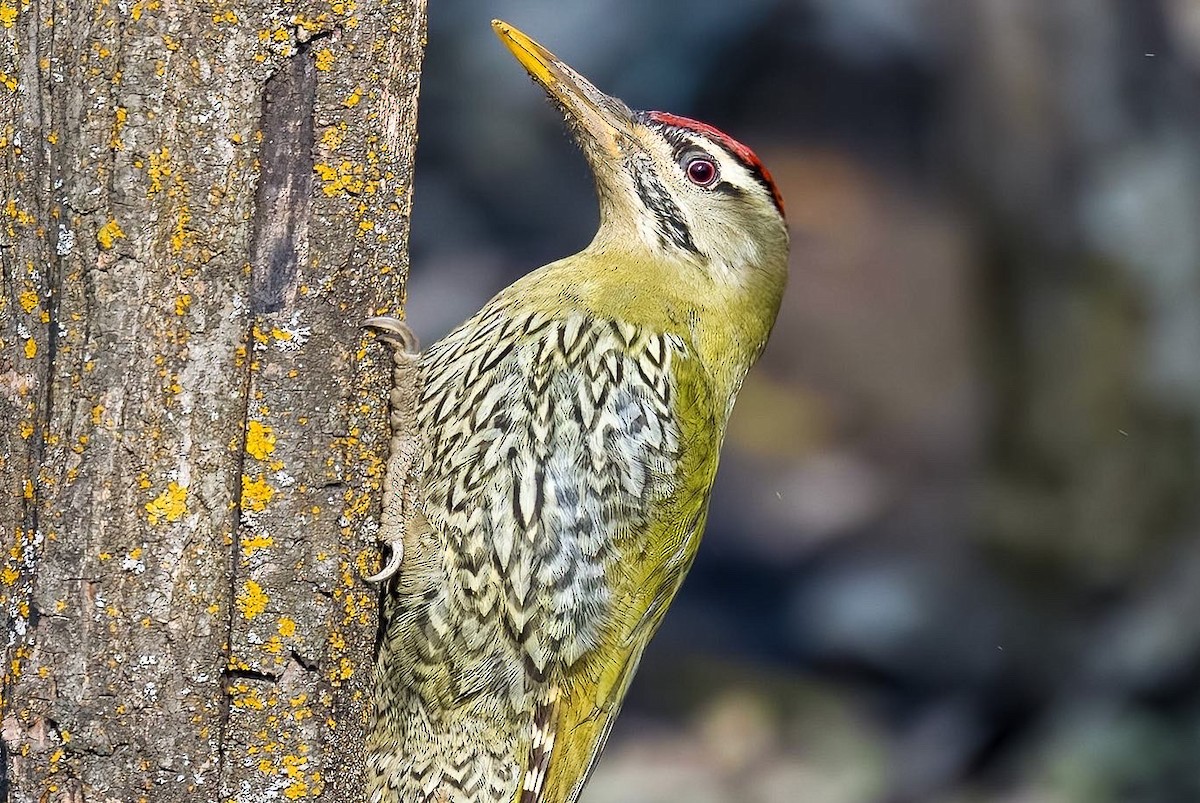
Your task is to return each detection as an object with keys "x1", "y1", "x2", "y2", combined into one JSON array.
[{"x1": 408, "y1": 3, "x2": 1200, "y2": 801}]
